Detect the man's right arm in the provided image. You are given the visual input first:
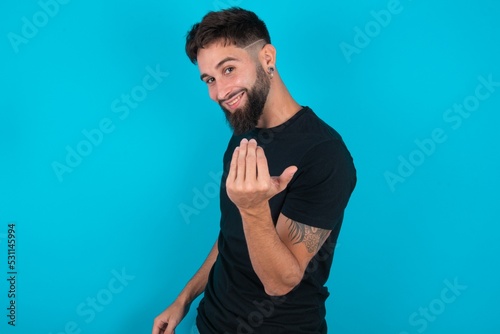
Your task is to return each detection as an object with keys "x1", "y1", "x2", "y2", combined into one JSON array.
[{"x1": 152, "y1": 239, "x2": 218, "y2": 334}]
